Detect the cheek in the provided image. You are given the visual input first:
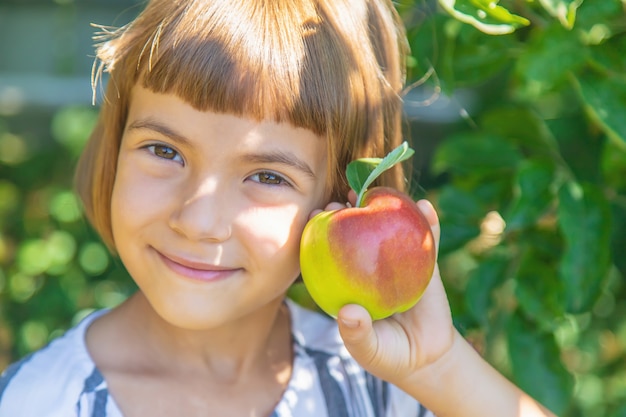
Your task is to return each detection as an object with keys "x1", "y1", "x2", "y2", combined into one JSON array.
[
  {"x1": 110, "y1": 165, "x2": 166, "y2": 234},
  {"x1": 238, "y1": 204, "x2": 308, "y2": 262}
]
